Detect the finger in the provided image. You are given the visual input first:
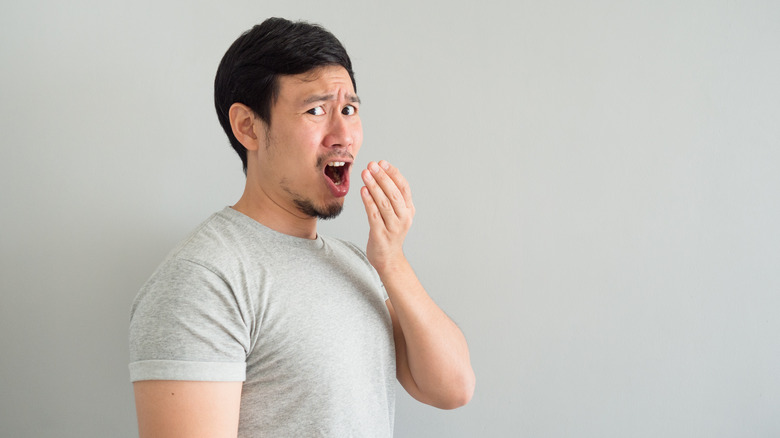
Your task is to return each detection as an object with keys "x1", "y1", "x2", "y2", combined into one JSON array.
[
  {"x1": 361, "y1": 168, "x2": 396, "y2": 229},
  {"x1": 360, "y1": 185, "x2": 385, "y2": 229},
  {"x1": 377, "y1": 160, "x2": 415, "y2": 214},
  {"x1": 367, "y1": 161, "x2": 410, "y2": 217}
]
